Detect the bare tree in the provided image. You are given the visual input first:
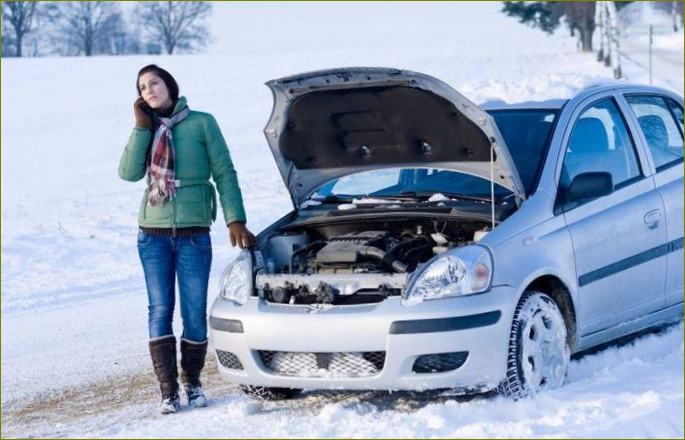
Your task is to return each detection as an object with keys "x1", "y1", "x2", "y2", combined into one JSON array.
[
  {"x1": 93, "y1": 10, "x2": 127, "y2": 55},
  {"x1": 55, "y1": 1, "x2": 123, "y2": 56},
  {"x1": 604, "y1": 1, "x2": 621, "y2": 79},
  {"x1": 2, "y1": 30, "x2": 16, "y2": 57},
  {"x1": 602, "y1": 2, "x2": 611, "y2": 67},
  {"x1": 124, "y1": 22, "x2": 145, "y2": 55},
  {"x1": 562, "y1": 2, "x2": 596, "y2": 52},
  {"x1": 2, "y1": 1, "x2": 38, "y2": 57},
  {"x1": 134, "y1": 1, "x2": 211, "y2": 55},
  {"x1": 25, "y1": 2, "x2": 65, "y2": 57},
  {"x1": 595, "y1": 1, "x2": 606, "y2": 61}
]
